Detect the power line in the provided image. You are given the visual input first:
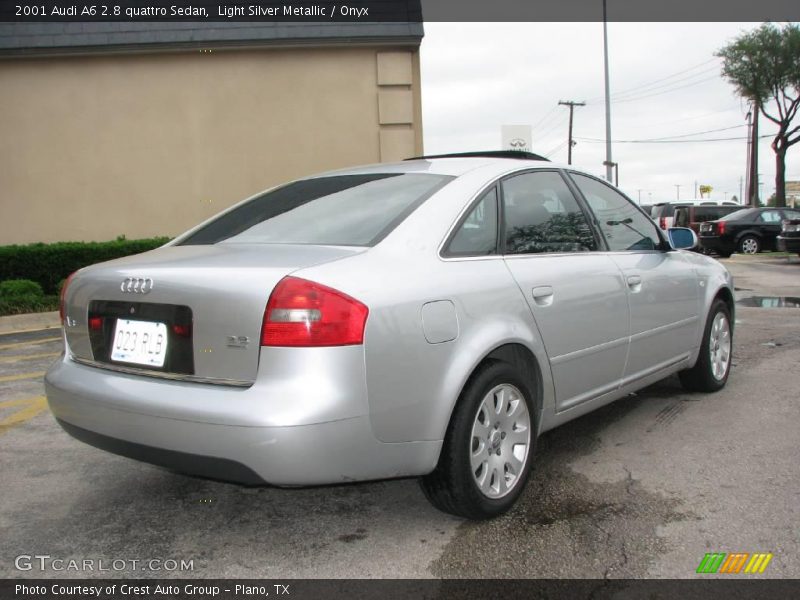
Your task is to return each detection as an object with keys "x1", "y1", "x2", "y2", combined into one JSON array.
[
  {"x1": 576, "y1": 133, "x2": 772, "y2": 144},
  {"x1": 531, "y1": 104, "x2": 559, "y2": 132},
  {"x1": 584, "y1": 57, "x2": 720, "y2": 103},
  {"x1": 544, "y1": 140, "x2": 568, "y2": 158},
  {"x1": 607, "y1": 74, "x2": 721, "y2": 105},
  {"x1": 606, "y1": 66, "x2": 721, "y2": 102}
]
